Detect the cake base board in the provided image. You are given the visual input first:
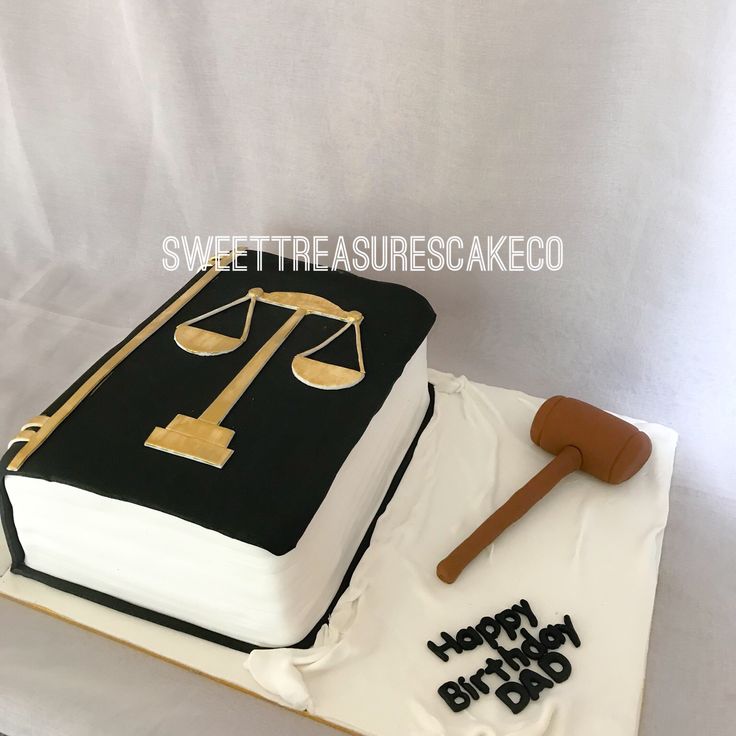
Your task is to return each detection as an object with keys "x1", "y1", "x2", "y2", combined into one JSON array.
[
  {"x1": 0, "y1": 372, "x2": 678, "y2": 736},
  {"x1": 0, "y1": 574, "x2": 349, "y2": 732}
]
